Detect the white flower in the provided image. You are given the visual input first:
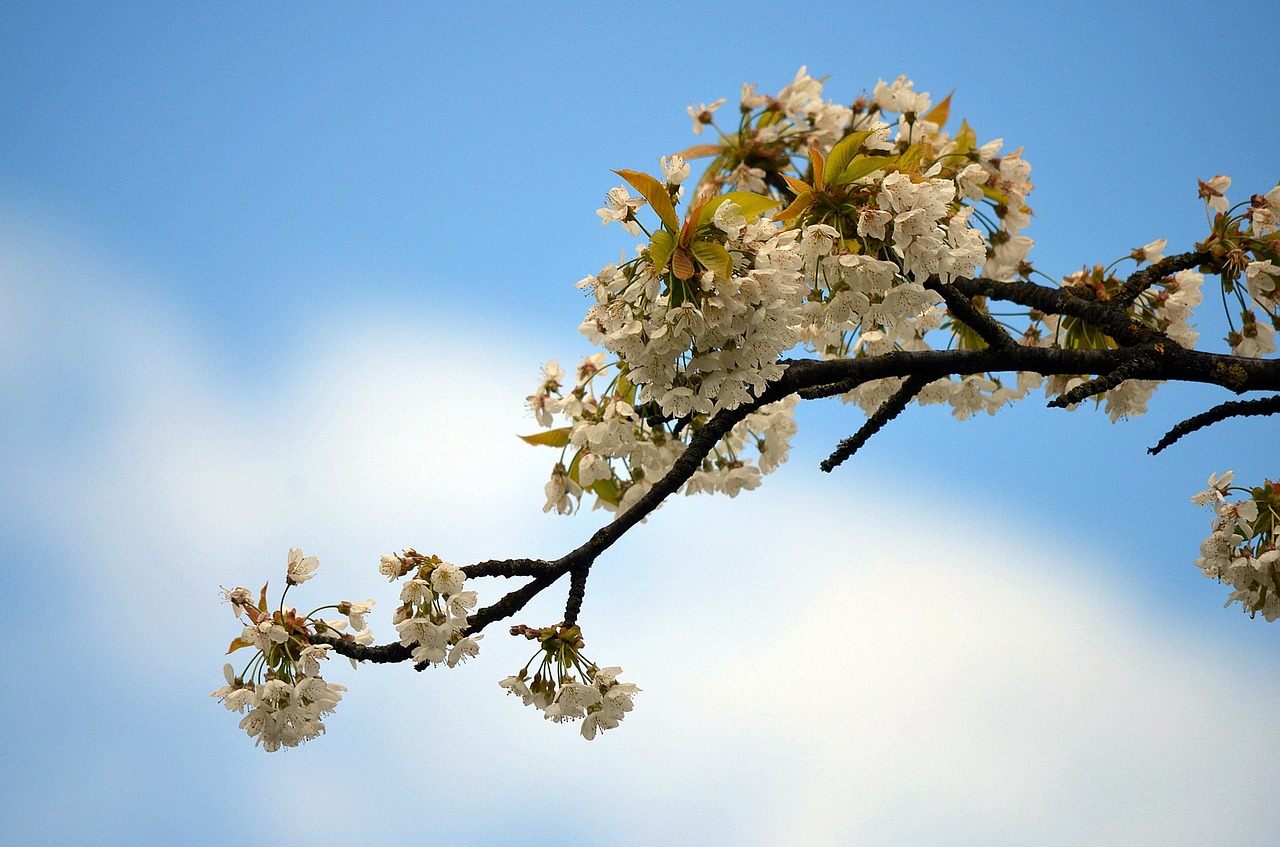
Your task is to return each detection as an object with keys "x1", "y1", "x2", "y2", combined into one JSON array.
[
  {"x1": 544, "y1": 464, "x2": 581, "y2": 514},
  {"x1": 955, "y1": 163, "x2": 989, "y2": 201},
  {"x1": 1199, "y1": 175, "x2": 1231, "y2": 214},
  {"x1": 447, "y1": 589, "x2": 478, "y2": 619},
  {"x1": 224, "y1": 586, "x2": 253, "y2": 617},
  {"x1": 712, "y1": 199, "x2": 746, "y2": 234},
  {"x1": 660, "y1": 154, "x2": 689, "y2": 186},
  {"x1": 1191, "y1": 471, "x2": 1235, "y2": 506},
  {"x1": 872, "y1": 75, "x2": 930, "y2": 116},
  {"x1": 581, "y1": 666, "x2": 639, "y2": 740},
  {"x1": 727, "y1": 164, "x2": 766, "y2": 193},
  {"x1": 379, "y1": 553, "x2": 405, "y2": 581},
  {"x1": 297, "y1": 644, "x2": 331, "y2": 677},
  {"x1": 1132, "y1": 237, "x2": 1166, "y2": 265},
  {"x1": 430, "y1": 562, "x2": 466, "y2": 597},
  {"x1": 1250, "y1": 184, "x2": 1280, "y2": 235},
  {"x1": 447, "y1": 634, "x2": 482, "y2": 667},
  {"x1": 1245, "y1": 260, "x2": 1279, "y2": 307},
  {"x1": 338, "y1": 599, "x2": 375, "y2": 631},
  {"x1": 596, "y1": 186, "x2": 645, "y2": 236},
  {"x1": 500, "y1": 674, "x2": 536, "y2": 706},
  {"x1": 400, "y1": 578, "x2": 432, "y2": 605},
  {"x1": 286, "y1": 548, "x2": 318, "y2": 585},
  {"x1": 1231, "y1": 315, "x2": 1276, "y2": 359},
  {"x1": 740, "y1": 83, "x2": 769, "y2": 110},
  {"x1": 687, "y1": 99, "x2": 726, "y2": 134},
  {"x1": 857, "y1": 207, "x2": 891, "y2": 240},
  {"x1": 211, "y1": 664, "x2": 254, "y2": 713},
  {"x1": 243, "y1": 619, "x2": 288, "y2": 652}
]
